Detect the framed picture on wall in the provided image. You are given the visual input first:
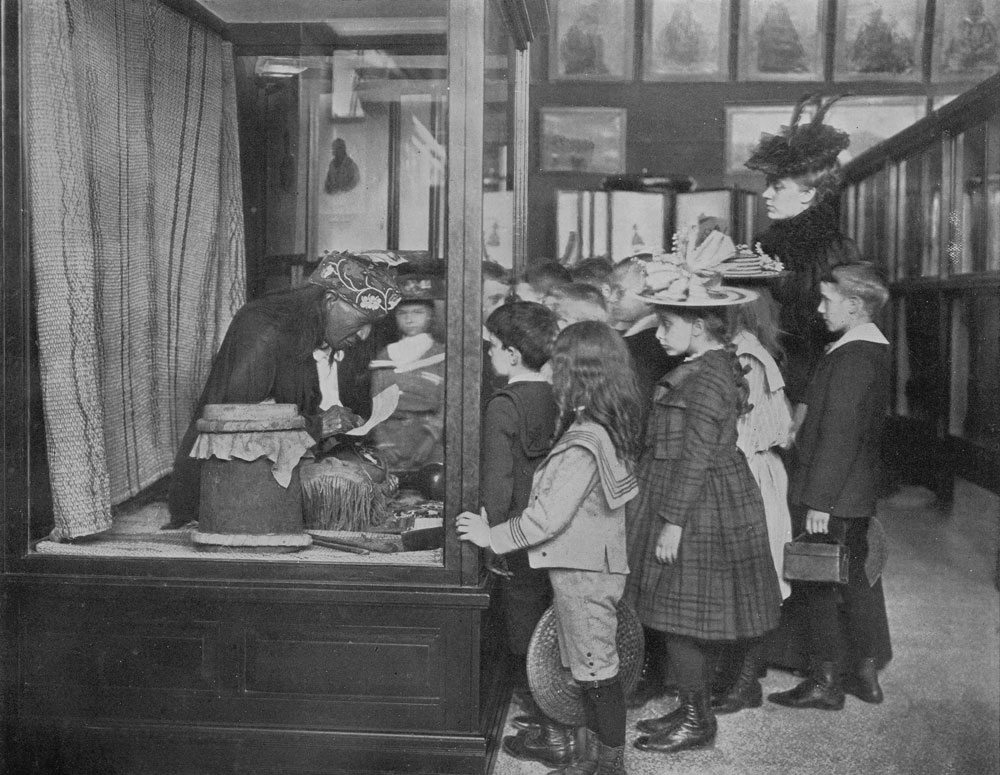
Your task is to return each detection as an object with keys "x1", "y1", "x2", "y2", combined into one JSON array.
[
  {"x1": 724, "y1": 104, "x2": 796, "y2": 175},
  {"x1": 738, "y1": 0, "x2": 826, "y2": 81},
  {"x1": 539, "y1": 107, "x2": 627, "y2": 174},
  {"x1": 724, "y1": 97, "x2": 927, "y2": 175},
  {"x1": 833, "y1": 0, "x2": 925, "y2": 82},
  {"x1": 932, "y1": 1, "x2": 1000, "y2": 82},
  {"x1": 642, "y1": 0, "x2": 730, "y2": 81},
  {"x1": 549, "y1": 0, "x2": 635, "y2": 81}
]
